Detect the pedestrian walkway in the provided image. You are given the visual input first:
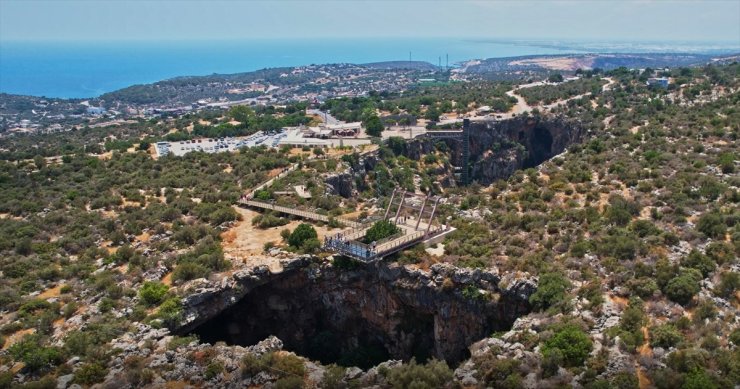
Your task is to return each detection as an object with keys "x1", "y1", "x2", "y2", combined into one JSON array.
[{"x1": 238, "y1": 199, "x2": 363, "y2": 229}]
